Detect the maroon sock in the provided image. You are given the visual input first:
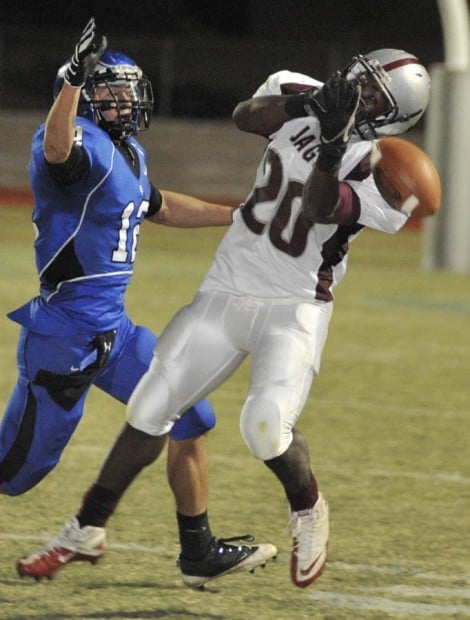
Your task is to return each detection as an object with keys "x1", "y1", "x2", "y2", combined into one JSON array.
[
  {"x1": 76, "y1": 484, "x2": 120, "y2": 527},
  {"x1": 286, "y1": 473, "x2": 318, "y2": 512}
]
